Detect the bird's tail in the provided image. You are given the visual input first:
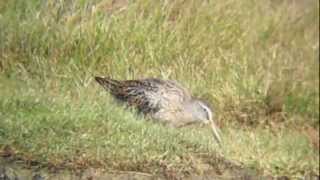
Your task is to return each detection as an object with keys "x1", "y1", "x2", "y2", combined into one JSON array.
[{"x1": 95, "y1": 76, "x2": 120, "y2": 92}]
